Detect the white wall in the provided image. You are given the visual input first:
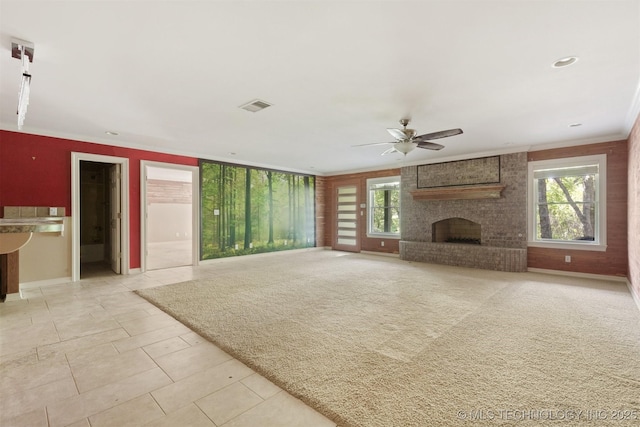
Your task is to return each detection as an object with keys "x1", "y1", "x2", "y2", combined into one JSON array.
[
  {"x1": 19, "y1": 217, "x2": 72, "y2": 283},
  {"x1": 148, "y1": 203, "x2": 192, "y2": 242}
]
